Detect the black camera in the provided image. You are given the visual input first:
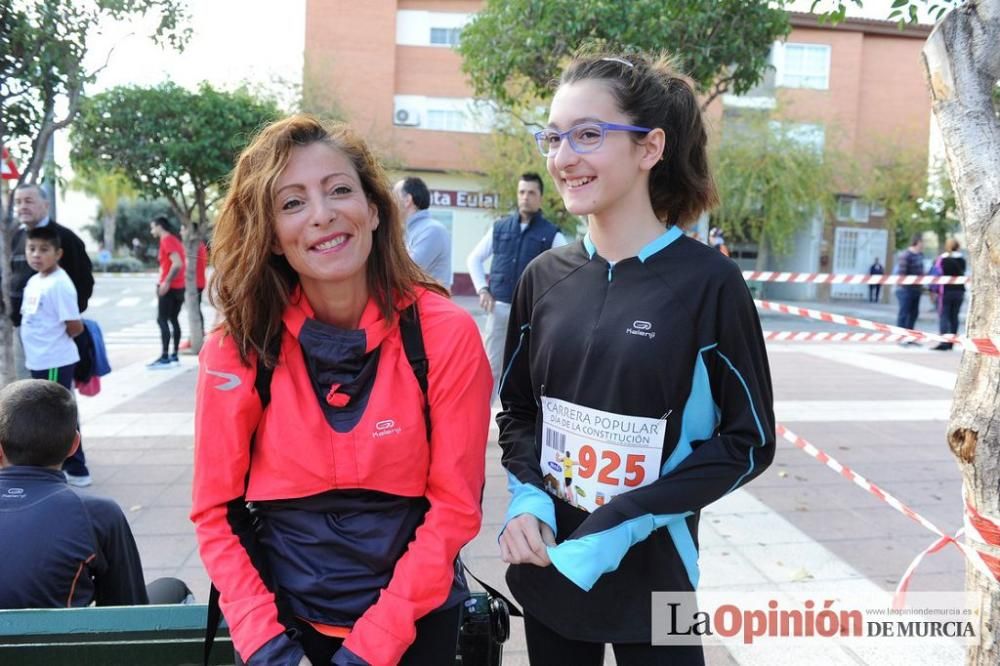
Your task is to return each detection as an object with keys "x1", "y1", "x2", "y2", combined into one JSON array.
[{"x1": 455, "y1": 591, "x2": 511, "y2": 666}]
